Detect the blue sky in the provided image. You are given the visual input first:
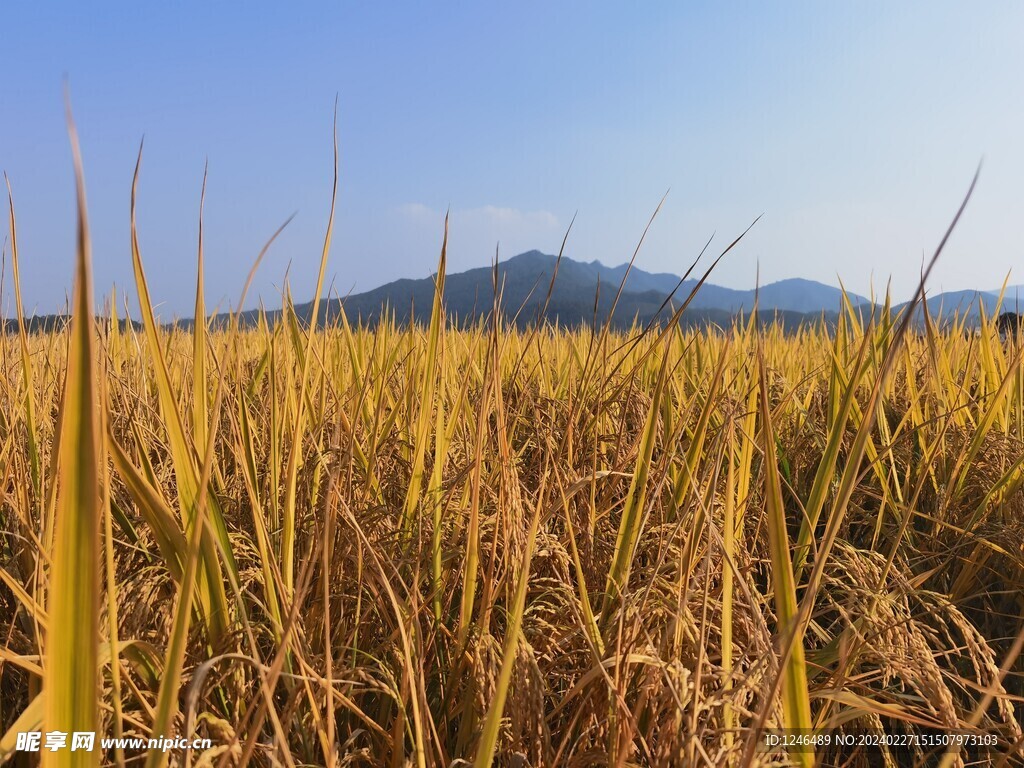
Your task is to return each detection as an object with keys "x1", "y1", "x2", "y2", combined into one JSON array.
[{"x1": 2, "y1": 2, "x2": 1022, "y2": 316}]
